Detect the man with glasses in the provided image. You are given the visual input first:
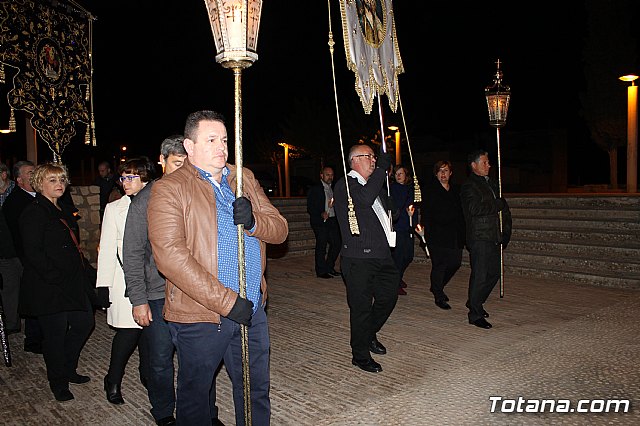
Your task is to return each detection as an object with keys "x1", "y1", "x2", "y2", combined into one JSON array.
[{"x1": 333, "y1": 144, "x2": 399, "y2": 373}]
